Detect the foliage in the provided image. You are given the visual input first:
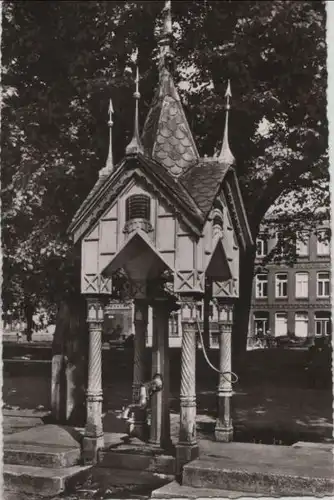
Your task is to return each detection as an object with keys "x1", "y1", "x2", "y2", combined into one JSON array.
[{"x1": 2, "y1": 1, "x2": 328, "y2": 348}]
